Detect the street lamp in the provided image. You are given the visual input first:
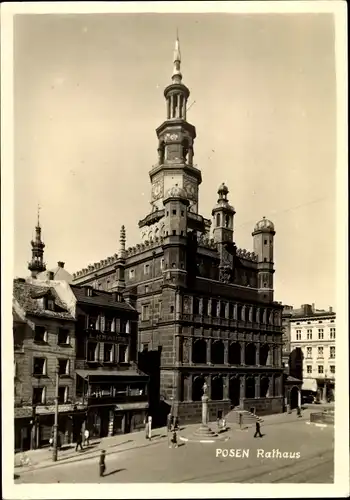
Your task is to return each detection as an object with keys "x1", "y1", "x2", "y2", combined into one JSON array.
[{"x1": 52, "y1": 363, "x2": 60, "y2": 462}]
